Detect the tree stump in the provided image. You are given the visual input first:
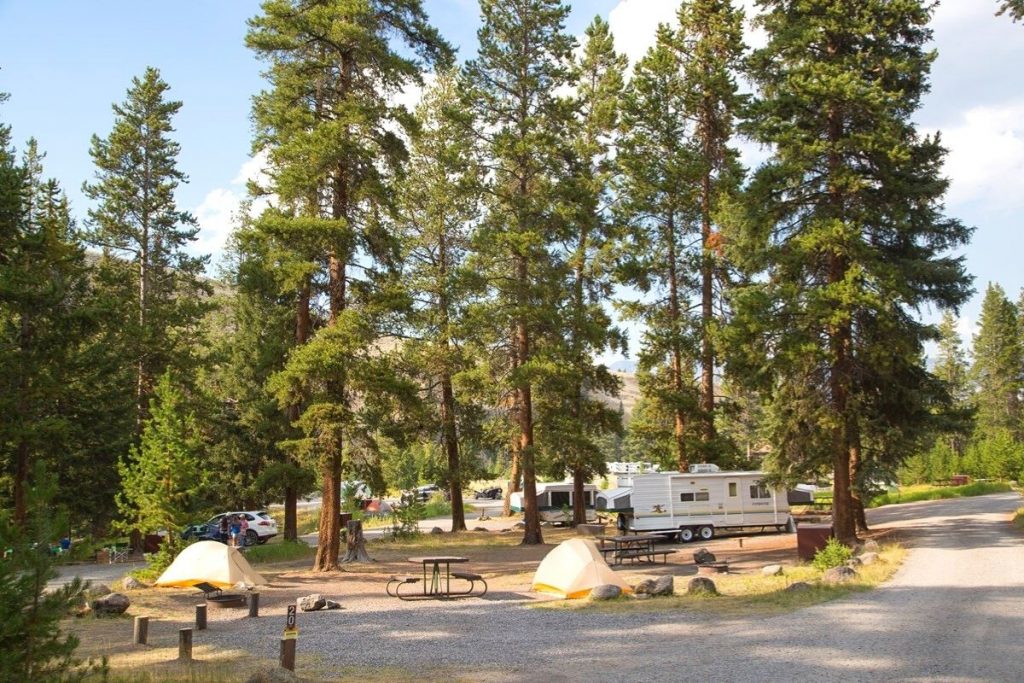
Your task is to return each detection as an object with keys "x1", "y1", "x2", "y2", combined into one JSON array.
[{"x1": 341, "y1": 519, "x2": 371, "y2": 563}]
